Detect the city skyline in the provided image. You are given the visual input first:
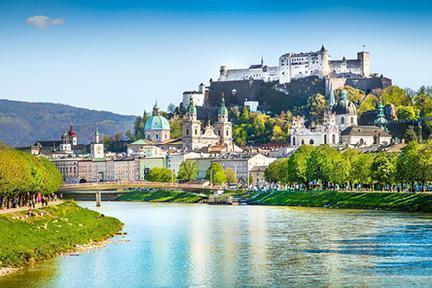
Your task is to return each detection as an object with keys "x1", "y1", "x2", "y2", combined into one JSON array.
[{"x1": 1, "y1": 0, "x2": 431, "y2": 115}]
